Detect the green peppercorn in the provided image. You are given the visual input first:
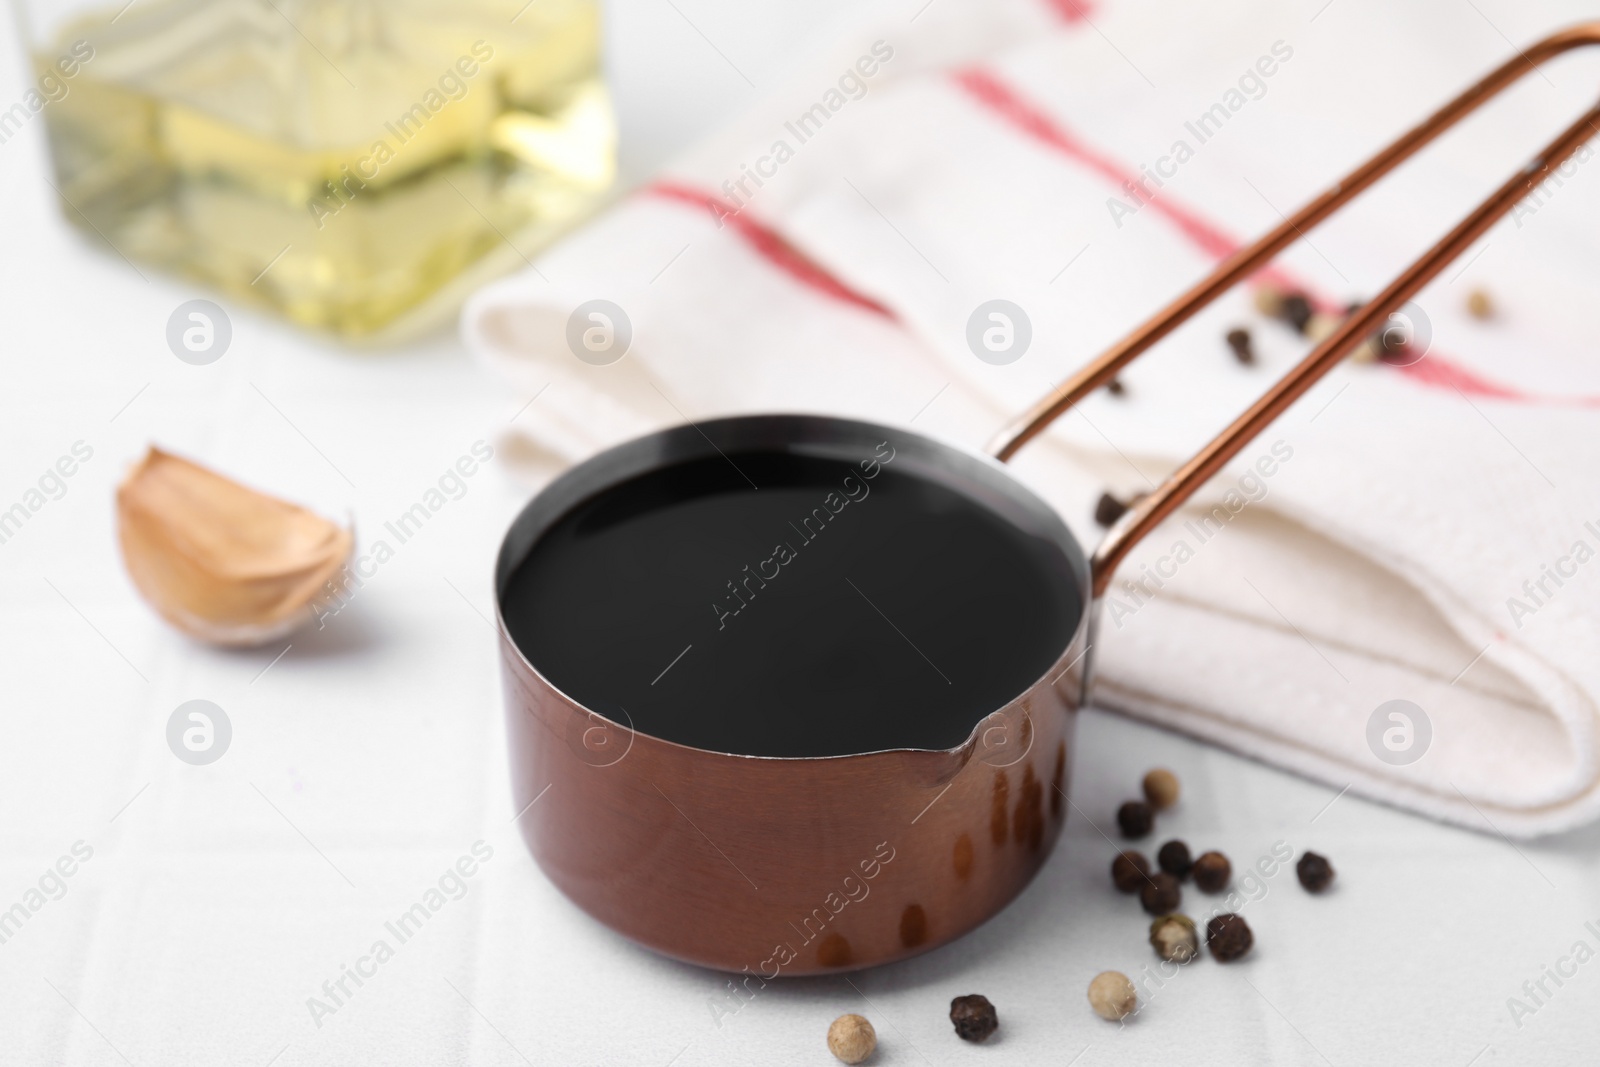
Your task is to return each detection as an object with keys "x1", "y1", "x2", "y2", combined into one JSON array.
[{"x1": 1149, "y1": 913, "x2": 1200, "y2": 963}]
